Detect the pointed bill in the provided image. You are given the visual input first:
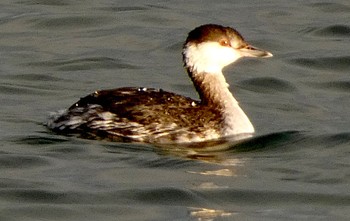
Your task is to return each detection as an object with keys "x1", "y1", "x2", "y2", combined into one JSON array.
[{"x1": 238, "y1": 44, "x2": 273, "y2": 58}]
